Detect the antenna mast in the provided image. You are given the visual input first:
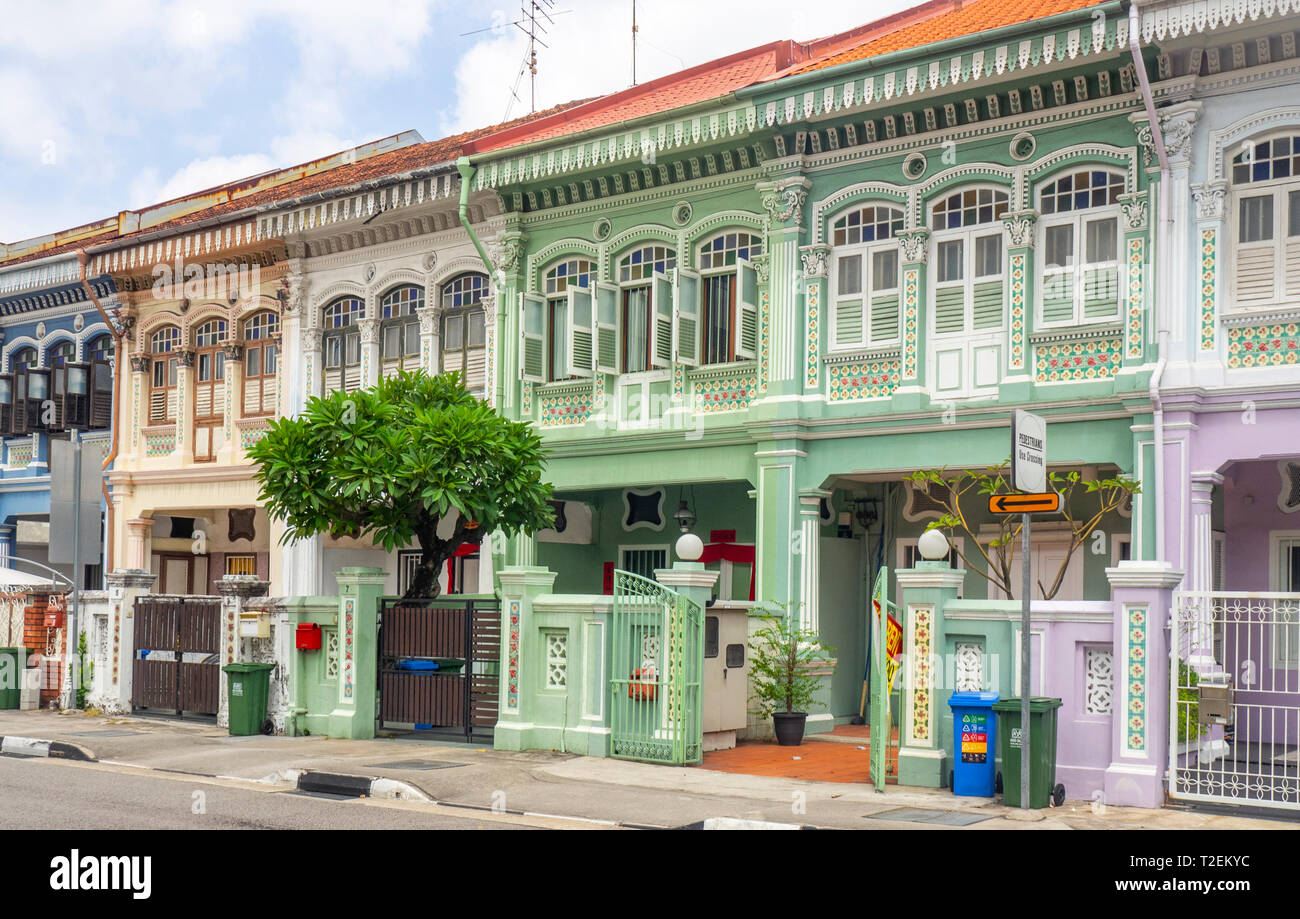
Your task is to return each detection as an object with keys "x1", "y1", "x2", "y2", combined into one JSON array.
[
  {"x1": 518, "y1": 0, "x2": 558, "y2": 113},
  {"x1": 632, "y1": 0, "x2": 638, "y2": 86}
]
